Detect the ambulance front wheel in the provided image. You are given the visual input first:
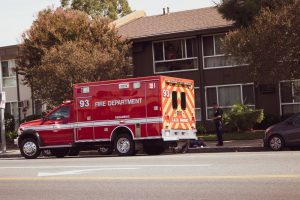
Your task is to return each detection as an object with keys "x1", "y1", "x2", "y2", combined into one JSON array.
[
  {"x1": 20, "y1": 138, "x2": 41, "y2": 159},
  {"x1": 114, "y1": 134, "x2": 135, "y2": 156}
]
